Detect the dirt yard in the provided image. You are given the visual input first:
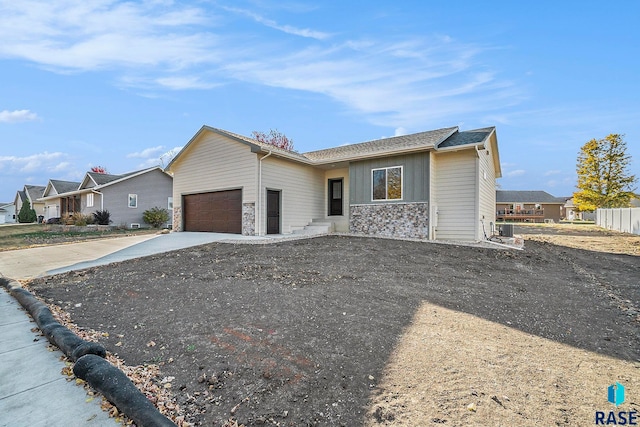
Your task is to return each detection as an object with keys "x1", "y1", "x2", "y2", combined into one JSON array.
[{"x1": 25, "y1": 224, "x2": 640, "y2": 426}]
